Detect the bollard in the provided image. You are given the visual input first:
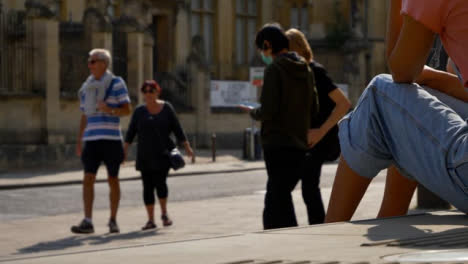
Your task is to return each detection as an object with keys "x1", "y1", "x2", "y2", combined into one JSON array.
[
  {"x1": 211, "y1": 133, "x2": 216, "y2": 162},
  {"x1": 191, "y1": 135, "x2": 196, "y2": 164}
]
